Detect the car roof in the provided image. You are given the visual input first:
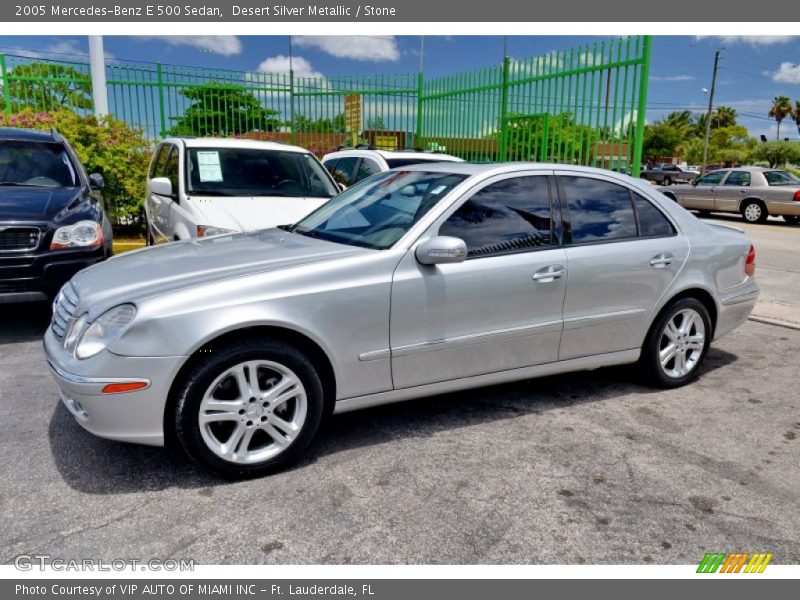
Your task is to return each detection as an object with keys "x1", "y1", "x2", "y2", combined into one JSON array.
[
  {"x1": 324, "y1": 148, "x2": 463, "y2": 162},
  {"x1": 0, "y1": 127, "x2": 63, "y2": 143},
  {"x1": 395, "y1": 162, "x2": 632, "y2": 178},
  {"x1": 165, "y1": 137, "x2": 311, "y2": 154}
]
